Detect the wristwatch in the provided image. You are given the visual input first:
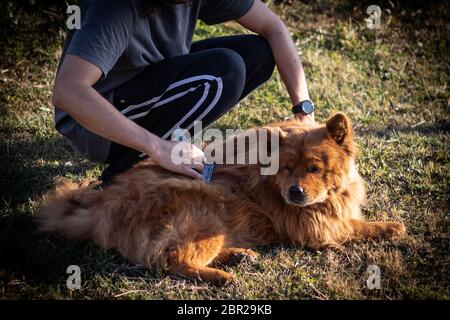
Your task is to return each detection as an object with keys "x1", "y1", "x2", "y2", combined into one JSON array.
[{"x1": 292, "y1": 100, "x2": 314, "y2": 115}]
